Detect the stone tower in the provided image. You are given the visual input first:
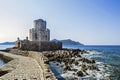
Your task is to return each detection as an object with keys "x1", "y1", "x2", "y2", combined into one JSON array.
[{"x1": 29, "y1": 19, "x2": 50, "y2": 41}]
